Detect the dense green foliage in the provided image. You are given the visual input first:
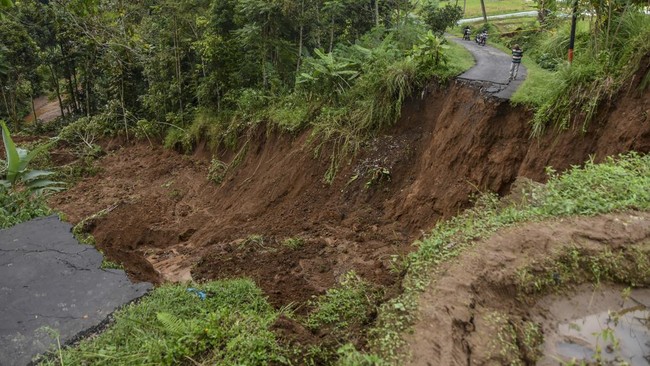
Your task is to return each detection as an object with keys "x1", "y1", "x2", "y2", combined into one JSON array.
[
  {"x1": 0, "y1": 187, "x2": 50, "y2": 229},
  {"x1": 366, "y1": 152, "x2": 650, "y2": 362},
  {"x1": 0, "y1": 0, "x2": 464, "y2": 159}
]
